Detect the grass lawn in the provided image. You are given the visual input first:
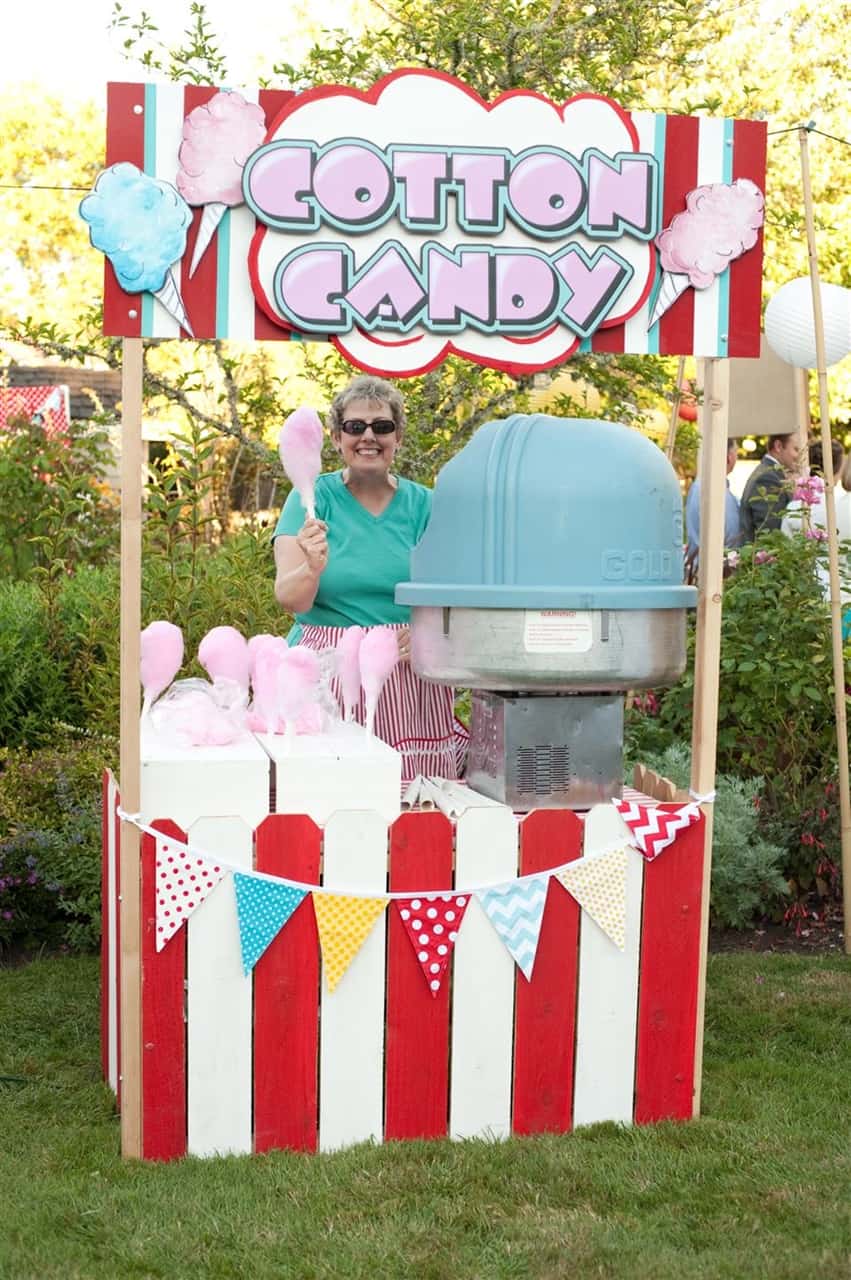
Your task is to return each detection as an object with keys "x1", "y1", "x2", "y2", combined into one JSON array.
[{"x1": 1, "y1": 952, "x2": 849, "y2": 1279}]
